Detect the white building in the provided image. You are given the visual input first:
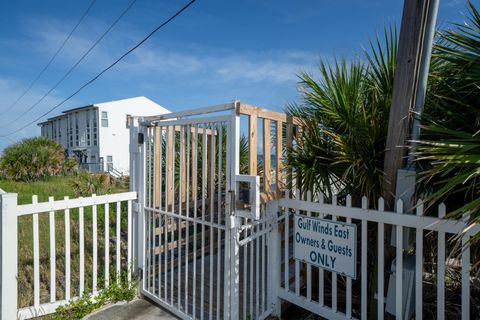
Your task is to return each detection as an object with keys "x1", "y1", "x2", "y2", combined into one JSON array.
[{"x1": 38, "y1": 96, "x2": 169, "y2": 175}]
